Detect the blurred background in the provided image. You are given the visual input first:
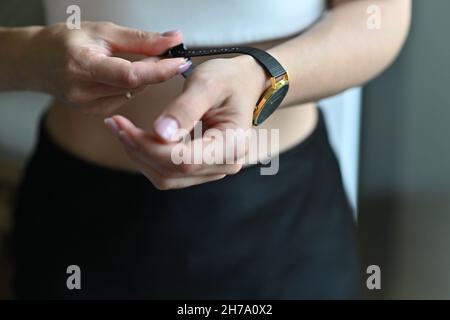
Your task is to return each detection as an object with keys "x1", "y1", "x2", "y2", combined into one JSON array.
[
  {"x1": 359, "y1": 0, "x2": 450, "y2": 299},
  {"x1": 0, "y1": 0, "x2": 449, "y2": 299}
]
